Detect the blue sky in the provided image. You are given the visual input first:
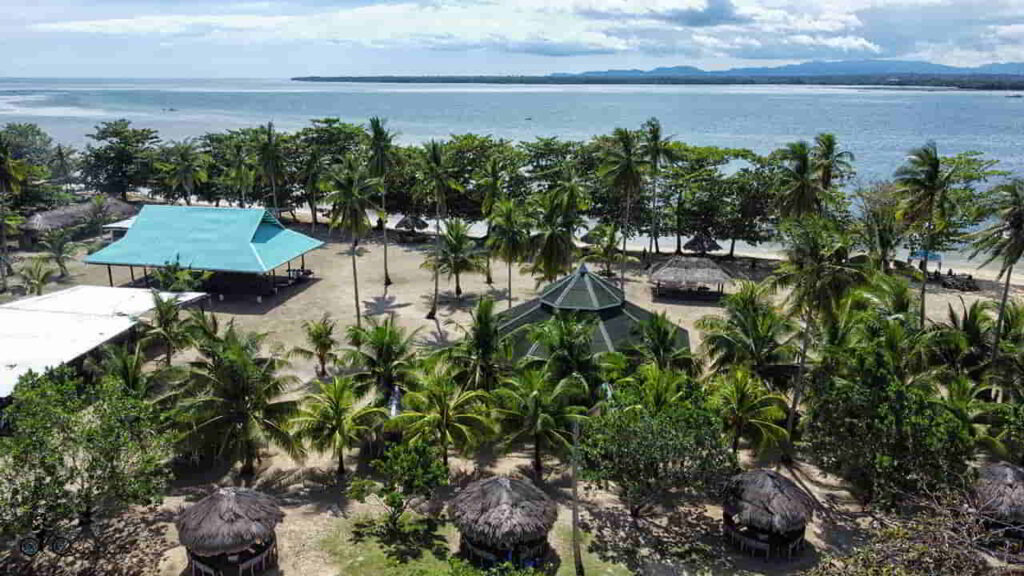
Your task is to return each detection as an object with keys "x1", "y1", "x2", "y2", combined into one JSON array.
[{"x1": 3, "y1": 0, "x2": 1023, "y2": 77}]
